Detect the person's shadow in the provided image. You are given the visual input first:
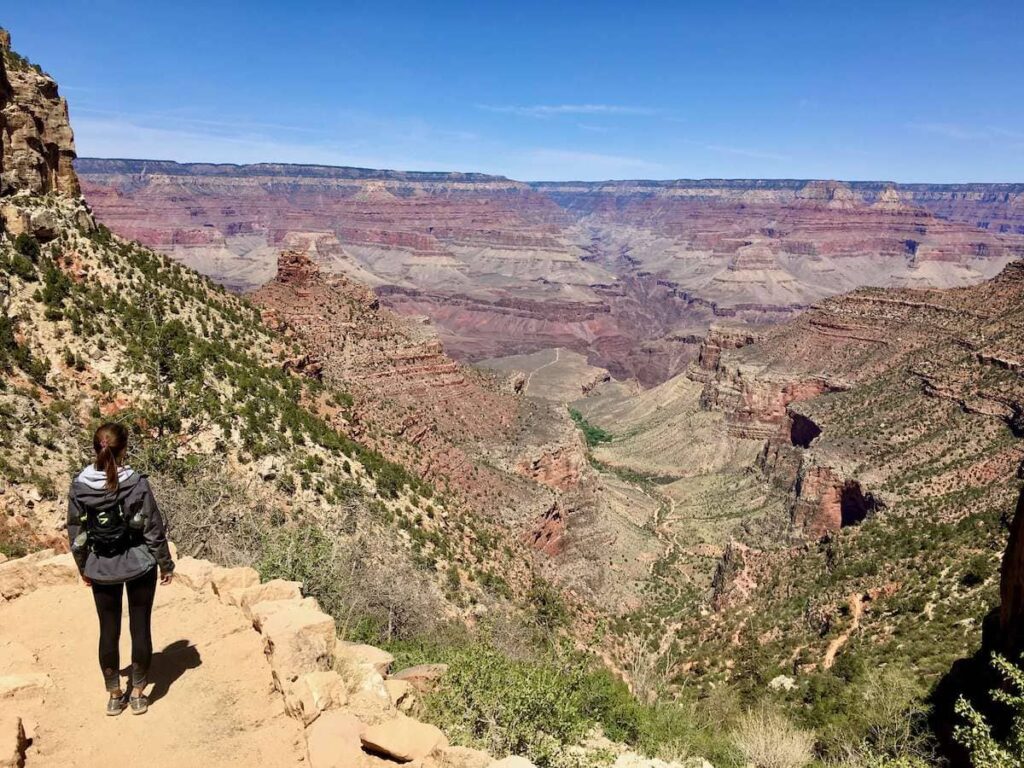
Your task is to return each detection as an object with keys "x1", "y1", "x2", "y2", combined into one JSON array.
[{"x1": 121, "y1": 639, "x2": 202, "y2": 704}]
